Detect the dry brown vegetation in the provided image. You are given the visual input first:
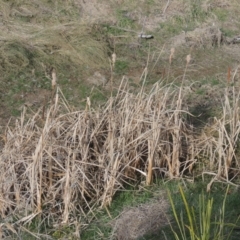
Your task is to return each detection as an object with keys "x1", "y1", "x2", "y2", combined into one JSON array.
[
  {"x1": 111, "y1": 195, "x2": 169, "y2": 240},
  {"x1": 0, "y1": 80, "x2": 240, "y2": 237}
]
